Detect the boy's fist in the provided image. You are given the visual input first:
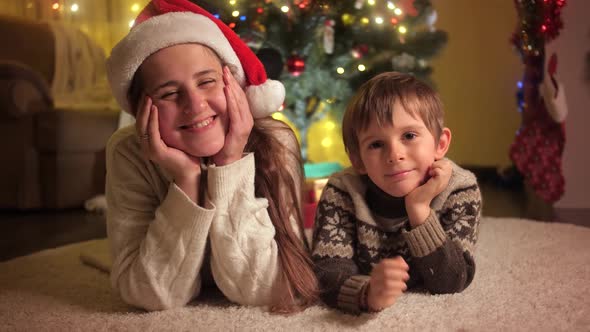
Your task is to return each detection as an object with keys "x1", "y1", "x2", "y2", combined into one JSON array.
[{"x1": 366, "y1": 256, "x2": 410, "y2": 311}]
